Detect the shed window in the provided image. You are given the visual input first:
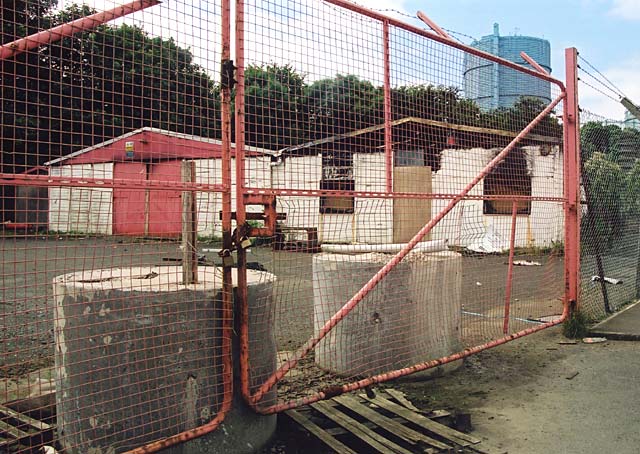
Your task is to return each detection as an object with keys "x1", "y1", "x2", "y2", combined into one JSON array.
[
  {"x1": 483, "y1": 149, "x2": 531, "y2": 215},
  {"x1": 395, "y1": 149, "x2": 427, "y2": 167},
  {"x1": 320, "y1": 179, "x2": 355, "y2": 214},
  {"x1": 320, "y1": 150, "x2": 354, "y2": 214}
]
